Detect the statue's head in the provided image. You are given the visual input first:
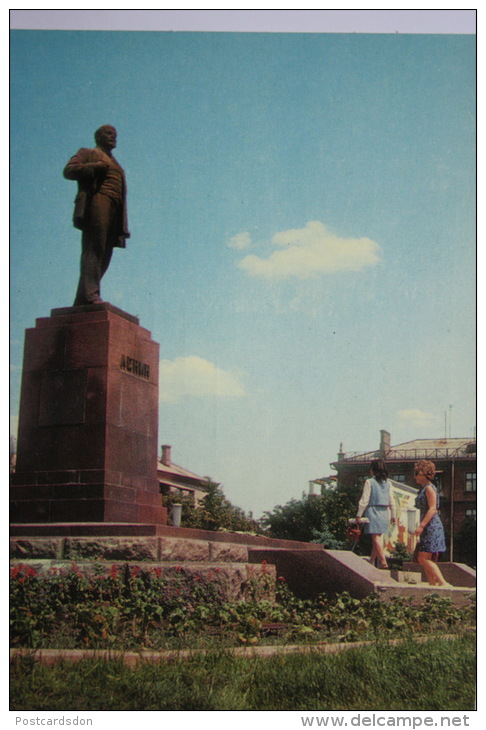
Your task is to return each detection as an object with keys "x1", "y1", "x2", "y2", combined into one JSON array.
[{"x1": 94, "y1": 125, "x2": 117, "y2": 149}]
